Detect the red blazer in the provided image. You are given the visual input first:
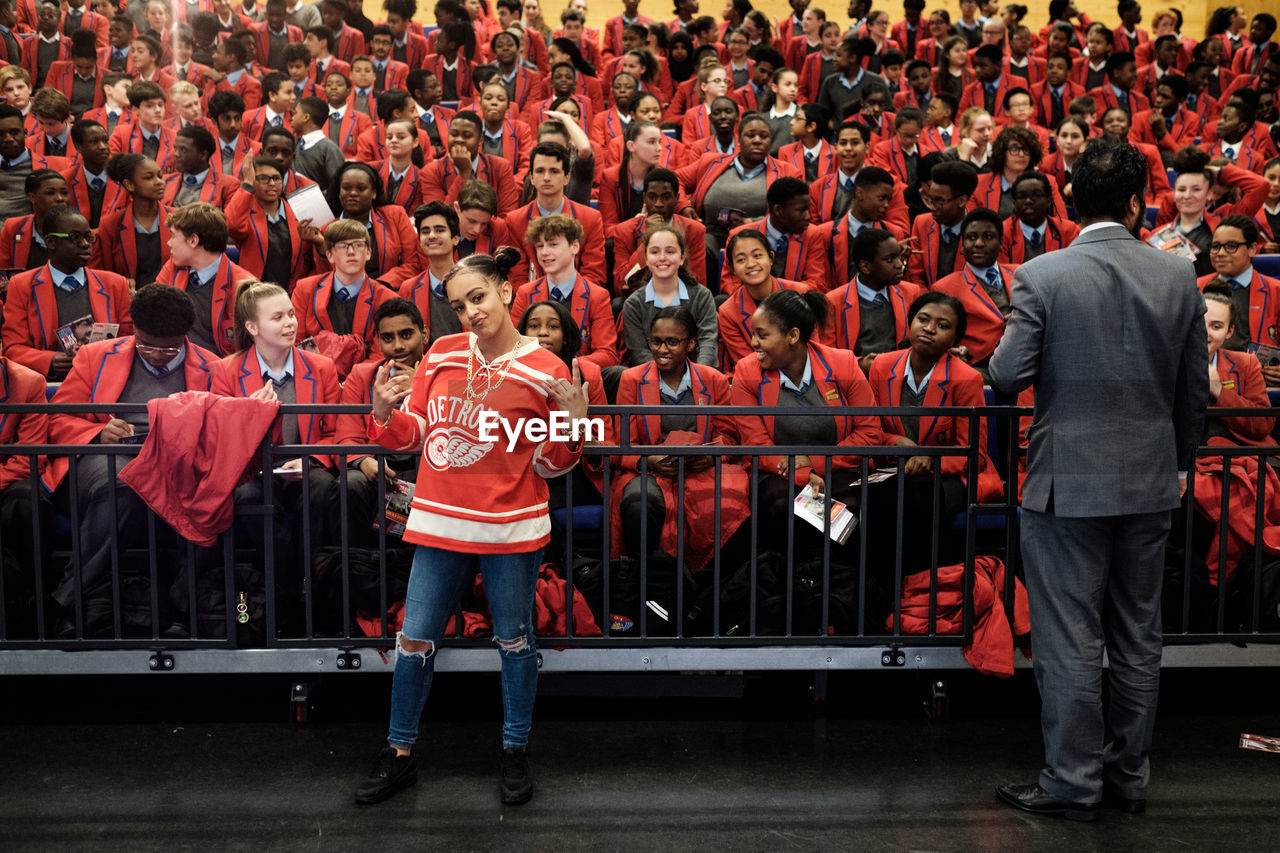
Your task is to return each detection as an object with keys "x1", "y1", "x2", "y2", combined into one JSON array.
[
  {"x1": 602, "y1": 13, "x2": 650, "y2": 62},
  {"x1": 821, "y1": 279, "x2": 925, "y2": 353},
  {"x1": 932, "y1": 263, "x2": 1020, "y2": 362},
  {"x1": 290, "y1": 272, "x2": 399, "y2": 369},
  {"x1": 1087, "y1": 83, "x2": 1149, "y2": 119},
  {"x1": 894, "y1": 85, "x2": 931, "y2": 110},
  {"x1": 61, "y1": 7, "x2": 109, "y2": 49},
  {"x1": 1204, "y1": 132, "x2": 1280, "y2": 175},
  {"x1": 969, "y1": 171, "x2": 1069, "y2": 221},
  {"x1": 45, "y1": 336, "x2": 217, "y2": 490},
  {"x1": 60, "y1": 163, "x2": 127, "y2": 228},
  {"x1": 162, "y1": 169, "x2": 238, "y2": 208},
  {"x1": 325, "y1": 108, "x2": 372, "y2": 157},
  {"x1": 91, "y1": 200, "x2": 173, "y2": 282},
  {"x1": 241, "y1": 105, "x2": 293, "y2": 142},
  {"x1": 1133, "y1": 62, "x2": 1182, "y2": 97},
  {"x1": 1, "y1": 265, "x2": 133, "y2": 376},
  {"x1": 331, "y1": 24, "x2": 366, "y2": 63},
  {"x1": 0, "y1": 214, "x2": 41, "y2": 269},
  {"x1": 813, "y1": 217, "x2": 910, "y2": 291},
  {"x1": 1209, "y1": 348, "x2": 1275, "y2": 446},
  {"x1": 729, "y1": 80, "x2": 768, "y2": 114},
  {"x1": 604, "y1": 133, "x2": 692, "y2": 173},
  {"x1": 808, "y1": 169, "x2": 911, "y2": 234},
  {"x1": 906, "y1": 215, "x2": 966, "y2": 288},
  {"x1": 607, "y1": 213, "x2": 707, "y2": 294},
  {"x1": 1138, "y1": 37, "x2": 1192, "y2": 71},
  {"x1": 504, "y1": 198, "x2": 605, "y2": 286},
  {"x1": 369, "y1": 59, "x2": 410, "y2": 93},
  {"x1": 425, "y1": 53, "x2": 475, "y2": 101},
  {"x1": 957, "y1": 74, "x2": 1020, "y2": 120},
  {"x1": 1003, "y1": 56, "x2": 1046, "y2": 87},
  {"x1": 154, "y1": 256, "x2": 254, "y2": 356},
  {"x1": 157, "y1": 61, "x2": 215, "y2": 95},
  {"x1": 1128, "y1": 105, "x2": 1199, "y2": 152},
  {"x1": 210, "y1": 345, "x2": 340, "y2": 468},
  {"x1": 1154, "y1": 163, "x2": 1271, "y2": 228},
  {"x1": 499, "y1": 65, "x2": 547, "y2": 113},
  {"x1": 1029, "y1": 79, "x2": 1084, "y2": 127},
  {"x1": 663, "y1": 75, "x2": 698, "y2": 123},
  {"x1": 310, "y1": 206, "x2": 424, "y2": 290},
  {"x1": 213, "y1": 134, "x2": 261, "y2": 177},
  {"x1": 393, "y1": 32, "x2": 431, "y2": 69},
  {"x1": 1229, "y1": 41, "x2": 1279, "y2": 76},
  {"x1": 523, "y1": 93, "x2": 593, "y2": 131},
  {"x1": 999, "y1": 215, "x2": 1079, "y2": 263},
  {"x1": 615, "y1": 360, "x2": 736, "y2": 472},
  {"x1": 680, "y1": 103, "x2": 714, "y2": 140},
  {"x1": 303, "y1": 56, "x2": 351, "y2": 92},
  {"x1": 509, "y1": 273, "x2": 619, "y2": 368},
  {"x1": 1197, "y1": 270, "x2": 1280, "y2": 348},
  {"x1": 730, "y1": 342, "x2": 882, "y2": 484},
  {"x1": 204, "y1": 72, "x2": 264, "y2": 111},
  {"x1": 479, "y1": 117, "x2": 534, "y2": 181},
  {"x1": 1112, "y1": 27, "x2": 1149, "y2": 55},
  {"x1": 80, "y1": 105, "x2": 131, "y2": 133},
  {"x1": 20, "y1": 33, "x2": 71, "y2": 83},
  {"x1": 720, "y1": 219, "x2": 827, "y2": 294},
  {"x1": 43, "y1": 62, "x2": 107, "y2": 111},
  {"x1": 777, "y1": 138, "x2": 837, "y2": 178},
  {"x1": 374, "y1": 159, "x2": 426, "y2": 215},
  {"x1": 108, "y1": 122, "x2": 177, "y2": 171},
  {"x1": 0, "y1": 357, "x2": 50, "y2": 492},
  {"x1": 716, "y1": 277, "x2": 809, "y2": 373},
  {"x1": 418, "y1": 152, "x2": 520, "y2": 213},
  {"x1": 676, "y1": 153, "x2": 803, "y2": 220},
  {"x1": 224, "y1": 188, "x2": 313, "y2": 287},
  {"x1": 589, "y1": 108, "x2": 628, "y2": 158},
  {"x1": 869, "y1": 136, "x2": 944, "y2": 186},
  {"x1": 868, "y1": 348, "x2": 1002, "y2": 502},
  {"x1": 353, "y1": 124, "x2": 436, "y2": 163},
  {"x1": 595, "y1": 164, "x2": 692, "y2": 231}
]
